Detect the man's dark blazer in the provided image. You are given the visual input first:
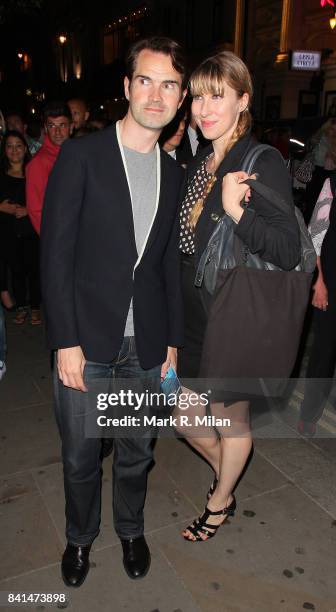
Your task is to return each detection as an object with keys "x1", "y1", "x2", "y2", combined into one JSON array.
[{"x1": 40, "y1": 123, "x2": 185, "y2": 369}]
